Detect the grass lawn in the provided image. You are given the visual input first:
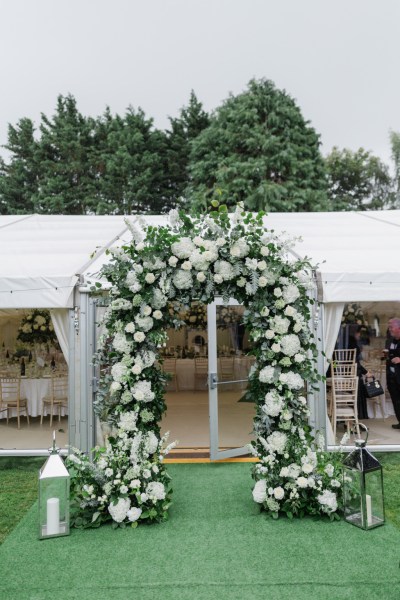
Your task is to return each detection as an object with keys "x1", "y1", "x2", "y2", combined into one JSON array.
[{"x1": 0, "y1": 452, "x2": 399, "y2": 545}]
